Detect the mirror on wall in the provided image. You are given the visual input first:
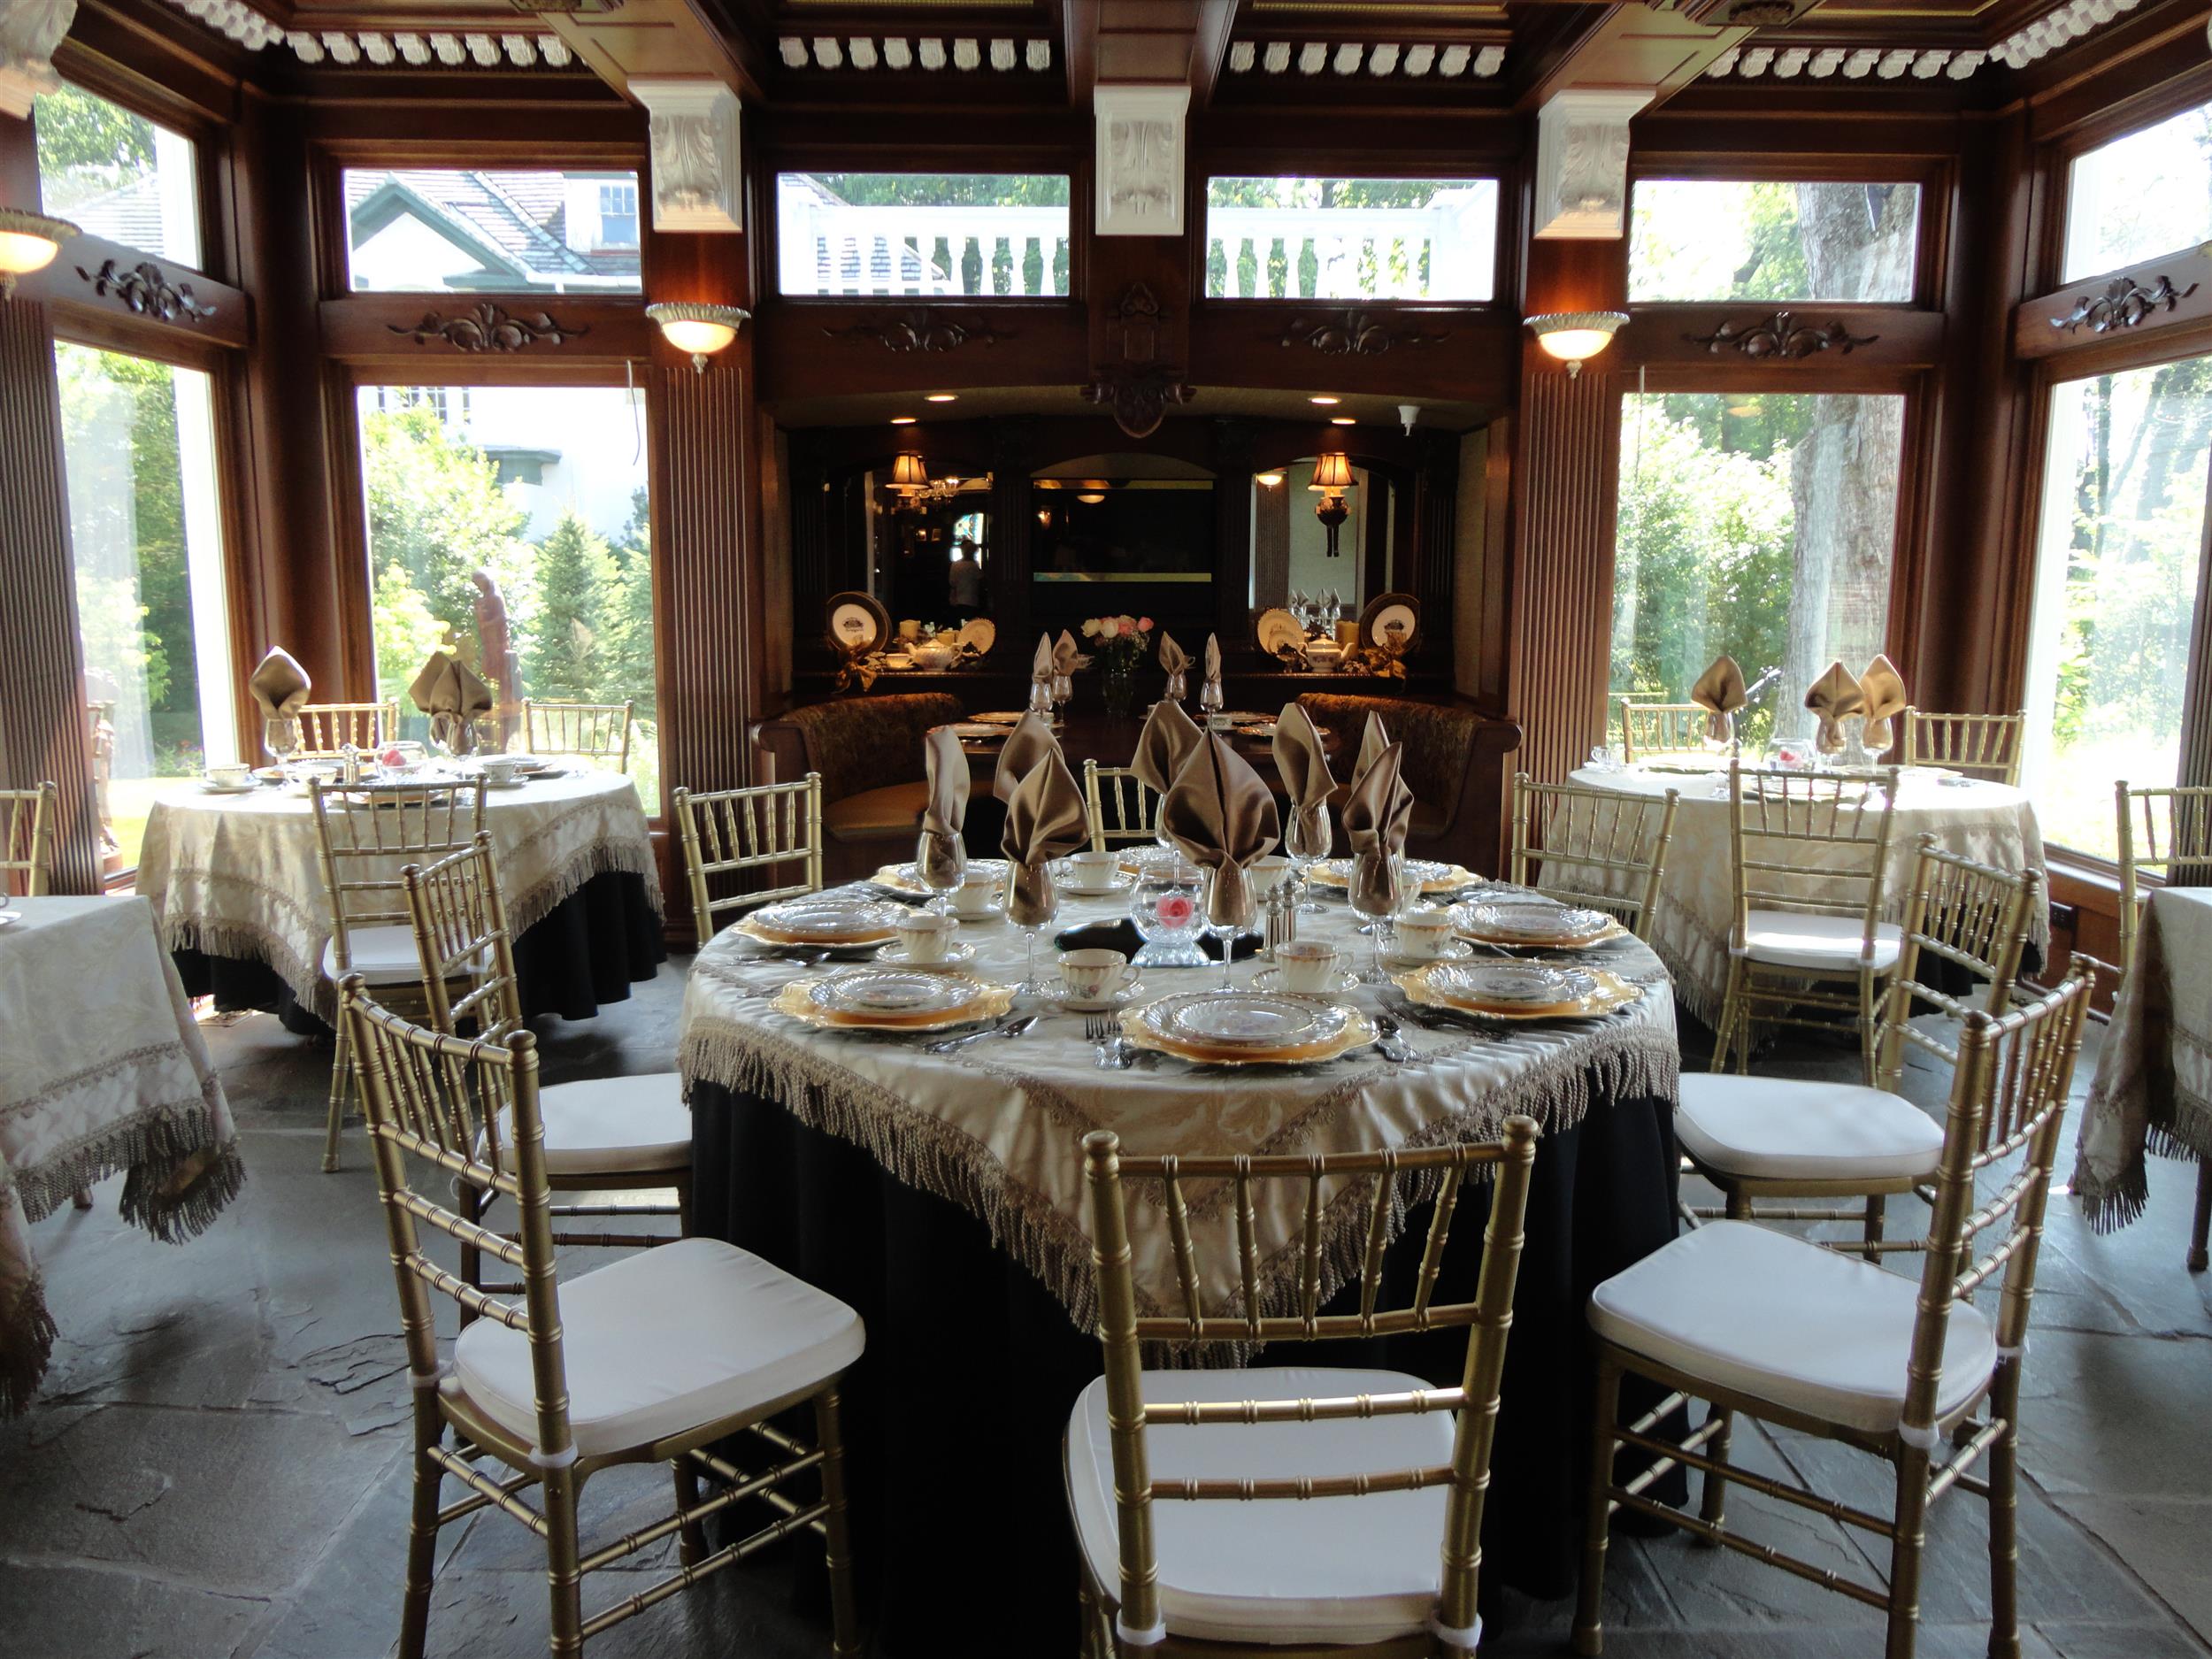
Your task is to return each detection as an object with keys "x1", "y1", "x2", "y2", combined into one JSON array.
[
  {"x1": 1027, "y1": 451, "x2": 1217, "y2": 640},
  {"x1": 1248, "y1": 457, "x2": 1402, "y2": 619},
  {"x1": 833, "y1": 465, "x2": 995, "y2": 630}
]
